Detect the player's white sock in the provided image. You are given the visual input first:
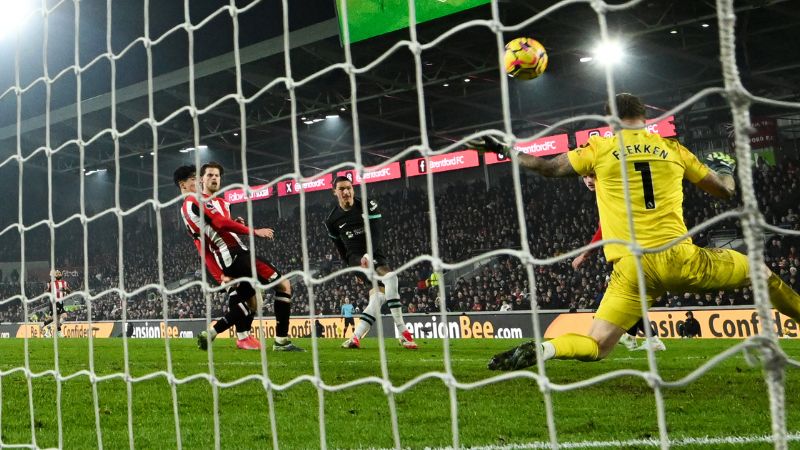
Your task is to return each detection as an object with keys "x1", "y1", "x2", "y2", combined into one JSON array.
[
  {"x1": 208, "y1": 328, "x2": 218, "y2": 340},
  {"x1": 541, "y1": 341, "x2": 556, "y2": 361},
  {"x1": 236, "y1": 331, "x2": 249, "y2": 340},
  {"x1": 388, "y1": 307, "x2": 406, "y2": 334},
  {"x1": 382, "y1": 272, "x2": 407, "y2": 334},
  {"x1": 354, "y1": 291, "x2": 383, "y2": 339},
  {"x1": 275, "y1": 336, "x2": 288, "y2": 345}
]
